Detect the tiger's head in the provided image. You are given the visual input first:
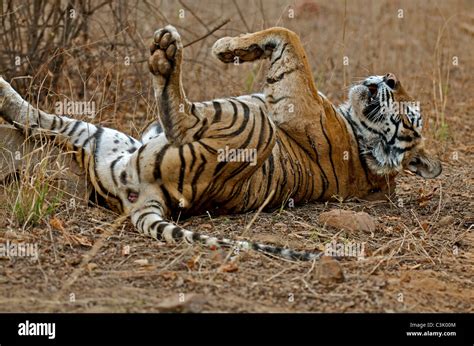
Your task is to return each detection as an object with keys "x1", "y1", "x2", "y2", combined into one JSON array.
[{"x1": 343, "y1": 73, "x2": 442, "y2": 179}]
